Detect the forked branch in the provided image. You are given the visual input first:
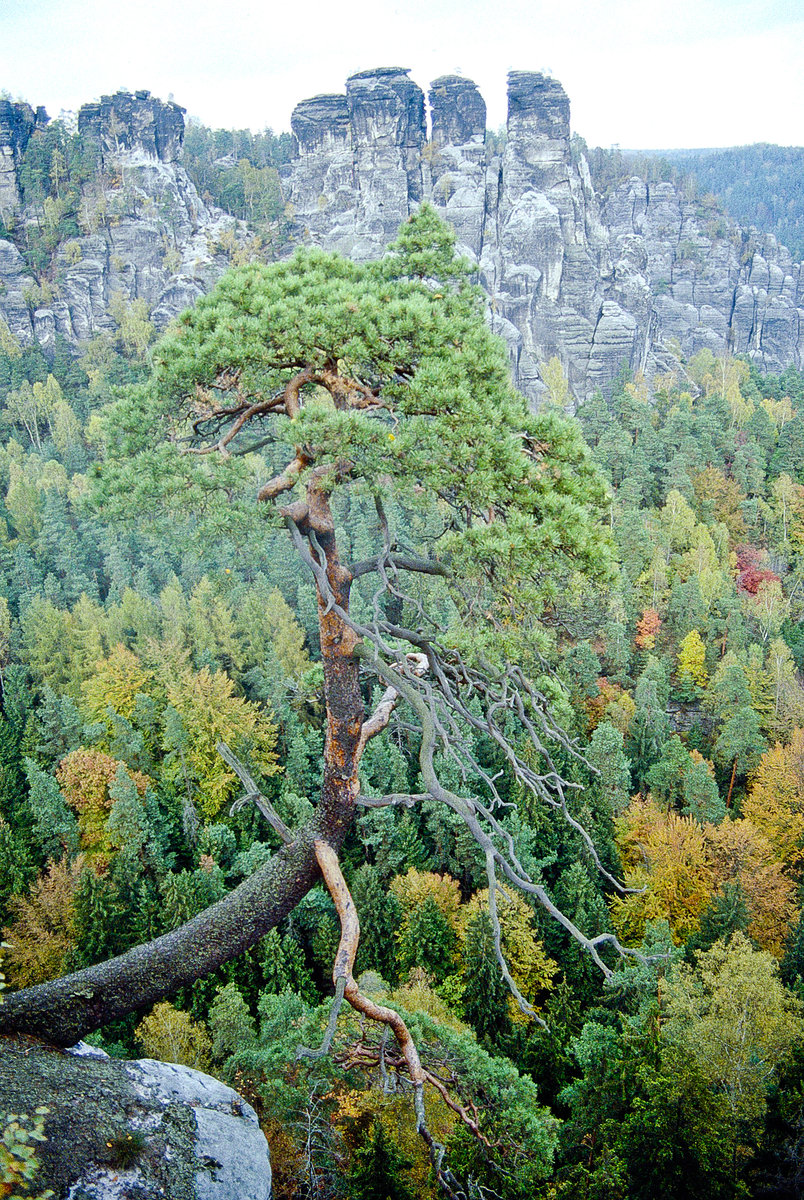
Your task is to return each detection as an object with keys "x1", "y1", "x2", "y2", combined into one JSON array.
[{"x1": 298, "y1": 839, "x2": 476, "y2": 1200}]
